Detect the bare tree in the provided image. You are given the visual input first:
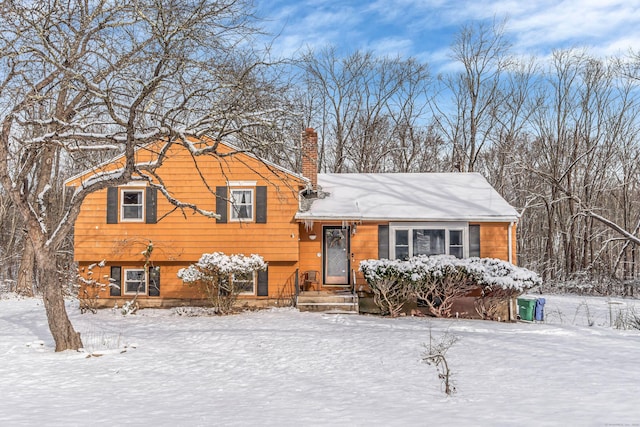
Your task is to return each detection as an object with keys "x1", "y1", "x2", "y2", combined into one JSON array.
[
  {"x1": 530, "y1": 52, "x2": 636, "y2": 277},
  {"x1": 433, "y1": 19, "x2": 511, "y2": 172},
  {"x1": 300, "y1": 48, "x2": 433, "y2": 173},
  {"x1": 0, "y1": 190, "x2": 22, "y2": 288},
  {"x1": 0, "y1": 0, "x2": 288, "y2": 351},
  {"x1": 422, "y1": 327, "x2": 459, "y2": 396}
]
